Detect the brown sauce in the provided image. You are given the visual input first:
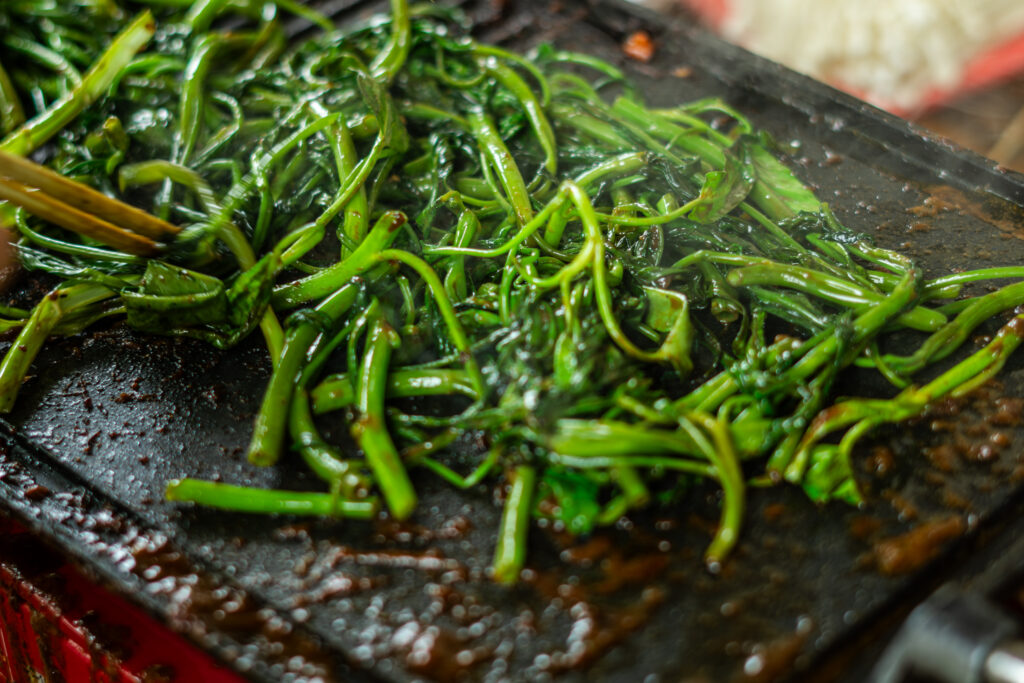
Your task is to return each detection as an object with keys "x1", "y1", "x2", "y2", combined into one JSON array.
[
  {"x1": 911, "y1": 185, "x2": 1024, "y2": 241},
  {"x1": 871, "y1": 516, "x2": 966, "y2": 576}
]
